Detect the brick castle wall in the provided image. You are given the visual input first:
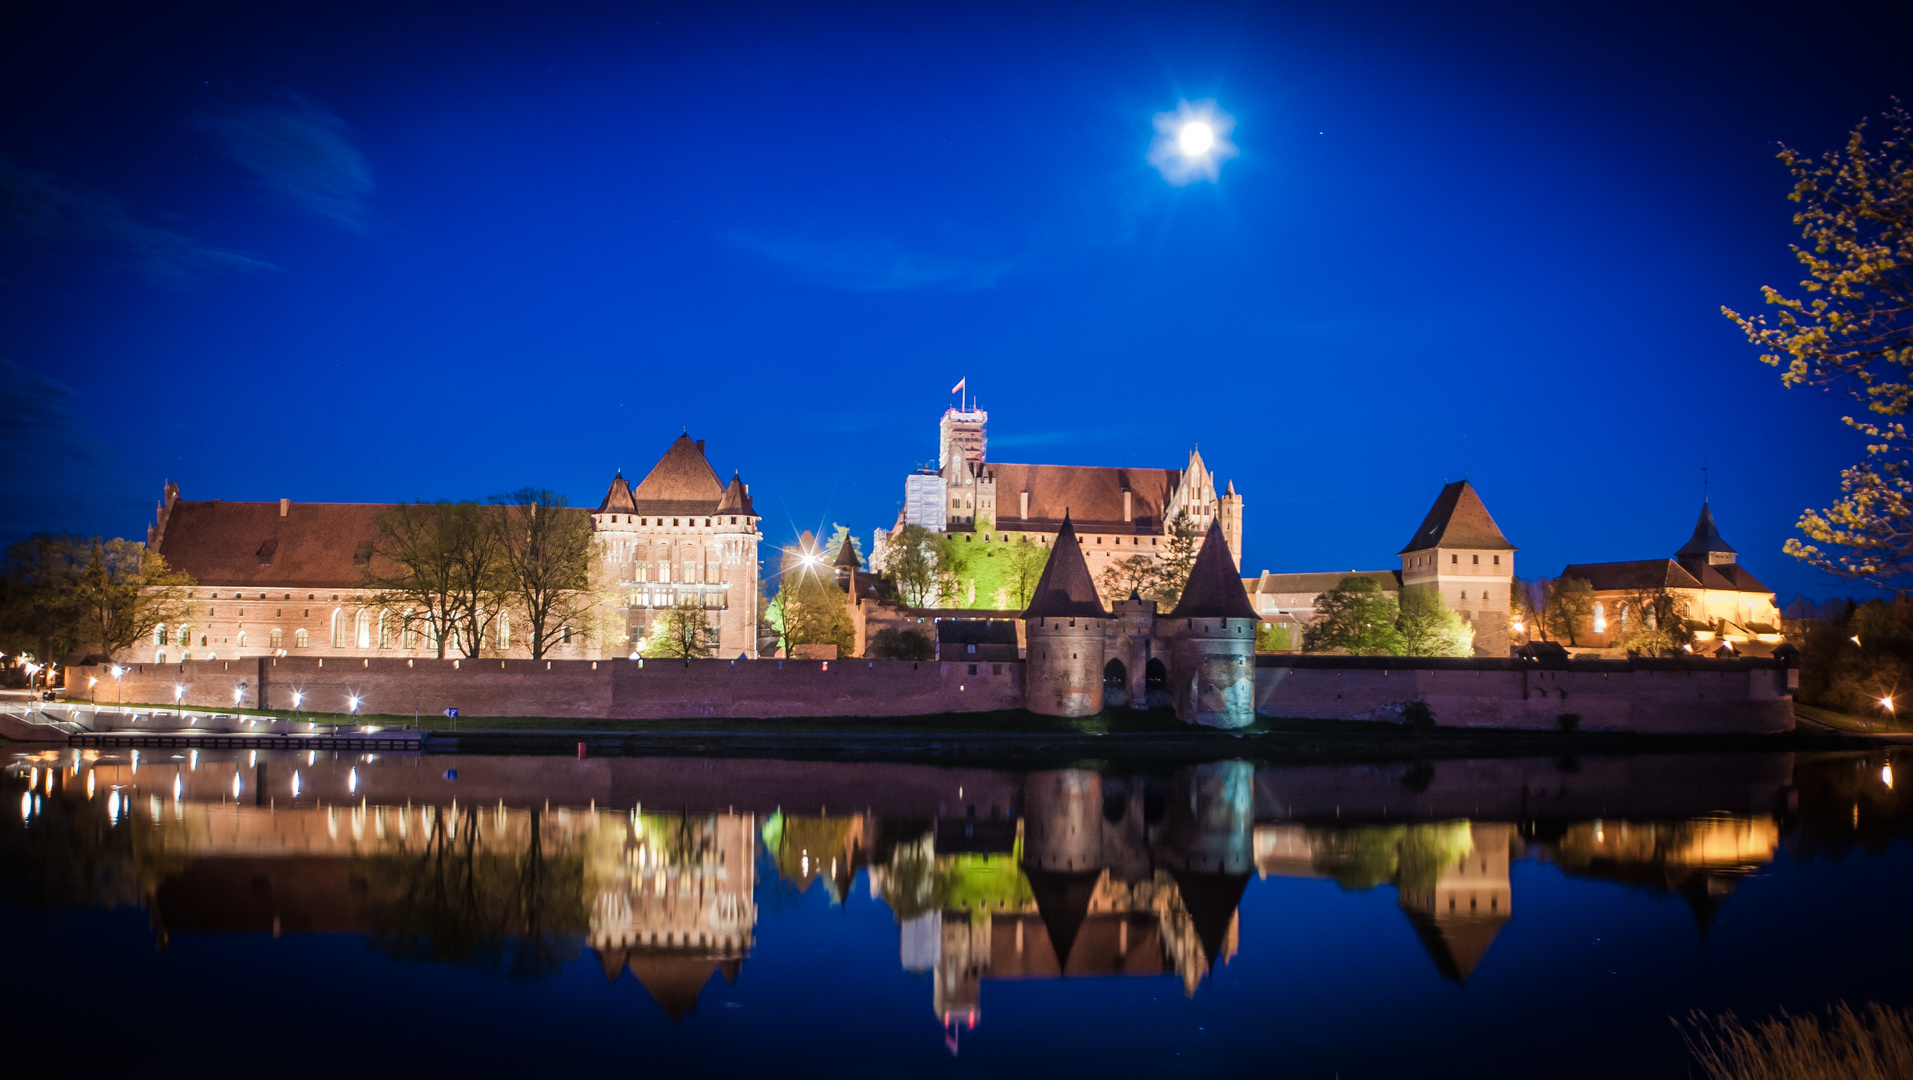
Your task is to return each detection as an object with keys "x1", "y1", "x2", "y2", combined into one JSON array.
[
  {"x1": 1252, "y1": 655, "x2": 1796, "y2": 734},
  {"x1": 78, "y1": 654, "x2": 1023, "y2": 720}
]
